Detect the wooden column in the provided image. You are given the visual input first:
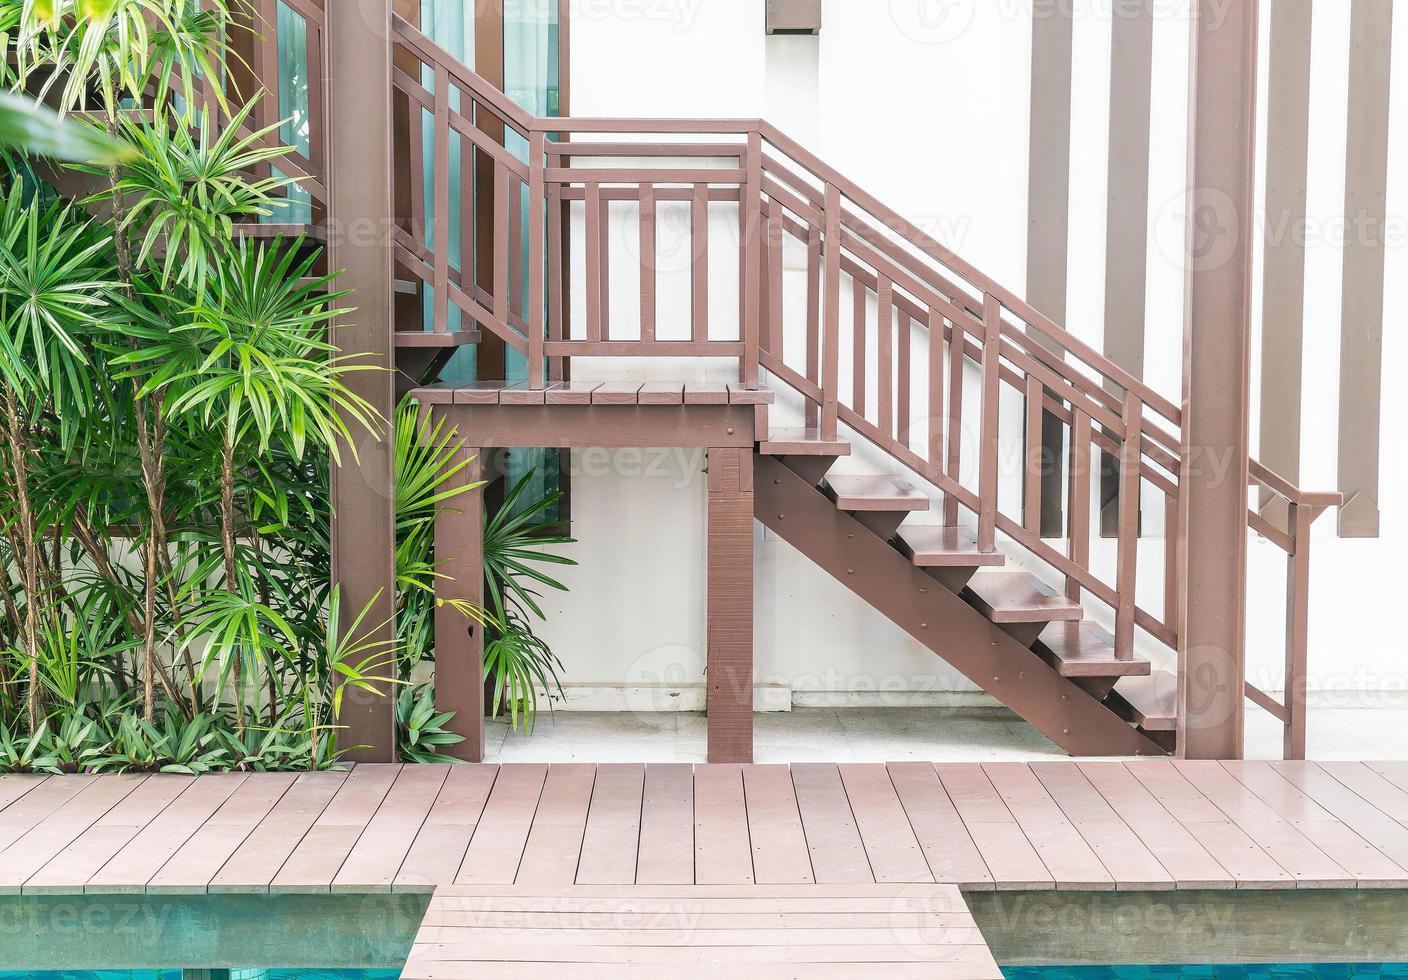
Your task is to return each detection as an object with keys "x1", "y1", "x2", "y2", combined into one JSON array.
[
  {"x1": 434, "y1": 436, "x2": 486, "y2": 762},
  {"x1": 1177, "y1": 0, "x2": 1258, "y2": 760},
  {"x1": 706, "y1": 447, "x2": 754, "y2": 763},
  {"x1": 327, "y1": 0, "x2": 398, "y2": 761}
]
